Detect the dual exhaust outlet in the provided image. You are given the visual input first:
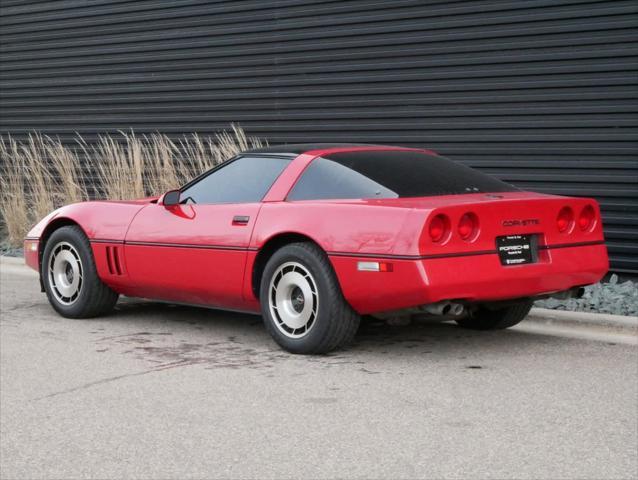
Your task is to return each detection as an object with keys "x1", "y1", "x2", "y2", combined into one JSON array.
[
  {"x1": 420, "y1": 287, "x2": 584, "y2": 318},
  {"x1": 422, "y1": 301, "x2": 465, "y2": 317}
]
